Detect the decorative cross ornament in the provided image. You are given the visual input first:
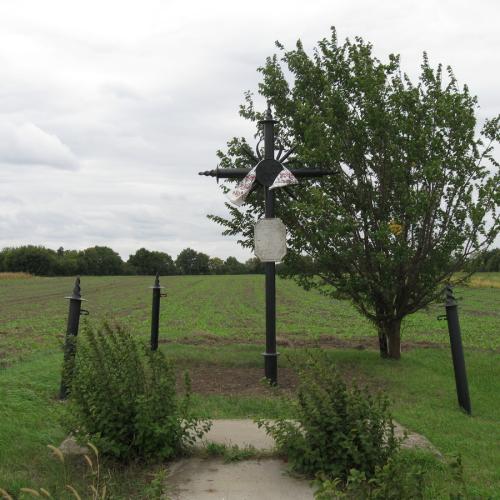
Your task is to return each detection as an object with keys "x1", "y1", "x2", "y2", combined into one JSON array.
[
  {"x1": 200, "y1": 104, "x2": 337, "y2": 385},
  {"x1": 227, "y1": 158, "x2": 298, "y2": 206}
]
